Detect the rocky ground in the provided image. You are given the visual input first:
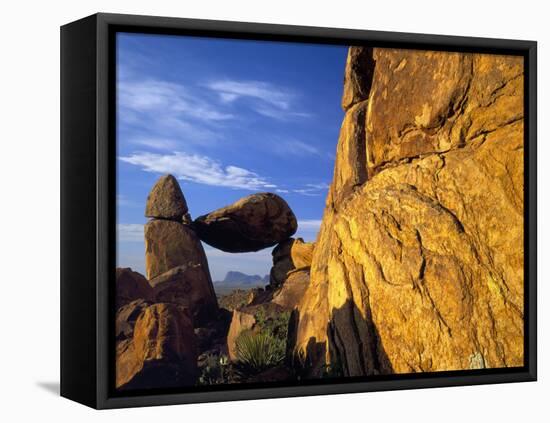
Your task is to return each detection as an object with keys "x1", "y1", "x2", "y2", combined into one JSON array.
[{"x1": 217, "y1": 289, "x2": 254, "y2": 311}]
